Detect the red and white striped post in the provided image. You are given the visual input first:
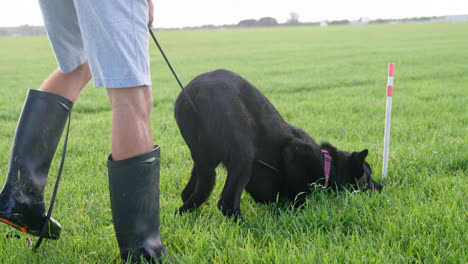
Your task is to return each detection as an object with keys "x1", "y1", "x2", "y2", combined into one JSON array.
[{"x1": 382, "y1": 63, "x2": 395, "y2": 178}]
